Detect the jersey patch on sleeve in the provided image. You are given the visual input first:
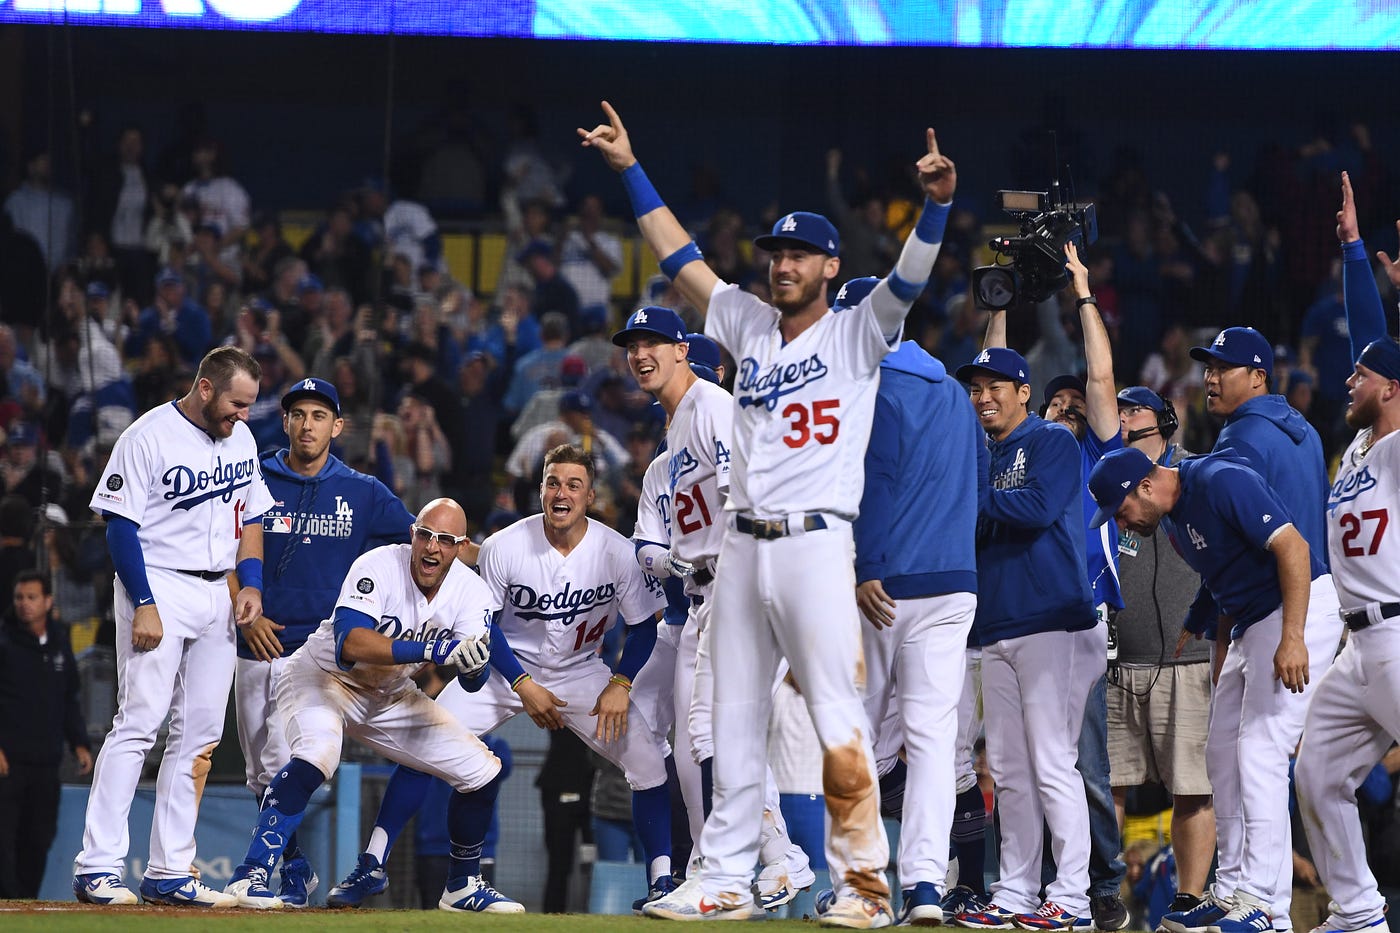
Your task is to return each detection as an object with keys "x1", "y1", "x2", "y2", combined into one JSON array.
[{"x1": 356, "y1": 577, "x2": 374, "y2": 594}]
